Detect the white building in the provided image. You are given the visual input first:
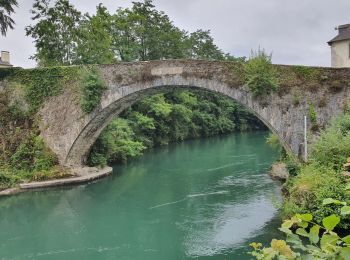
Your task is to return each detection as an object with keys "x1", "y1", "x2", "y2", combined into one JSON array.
[
  {"x1": 0, "y1": 51, "x2": 13, "y2": 68},
  {"x1": 328, "y1": 24, "x2": 350, "y2": 68}
]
